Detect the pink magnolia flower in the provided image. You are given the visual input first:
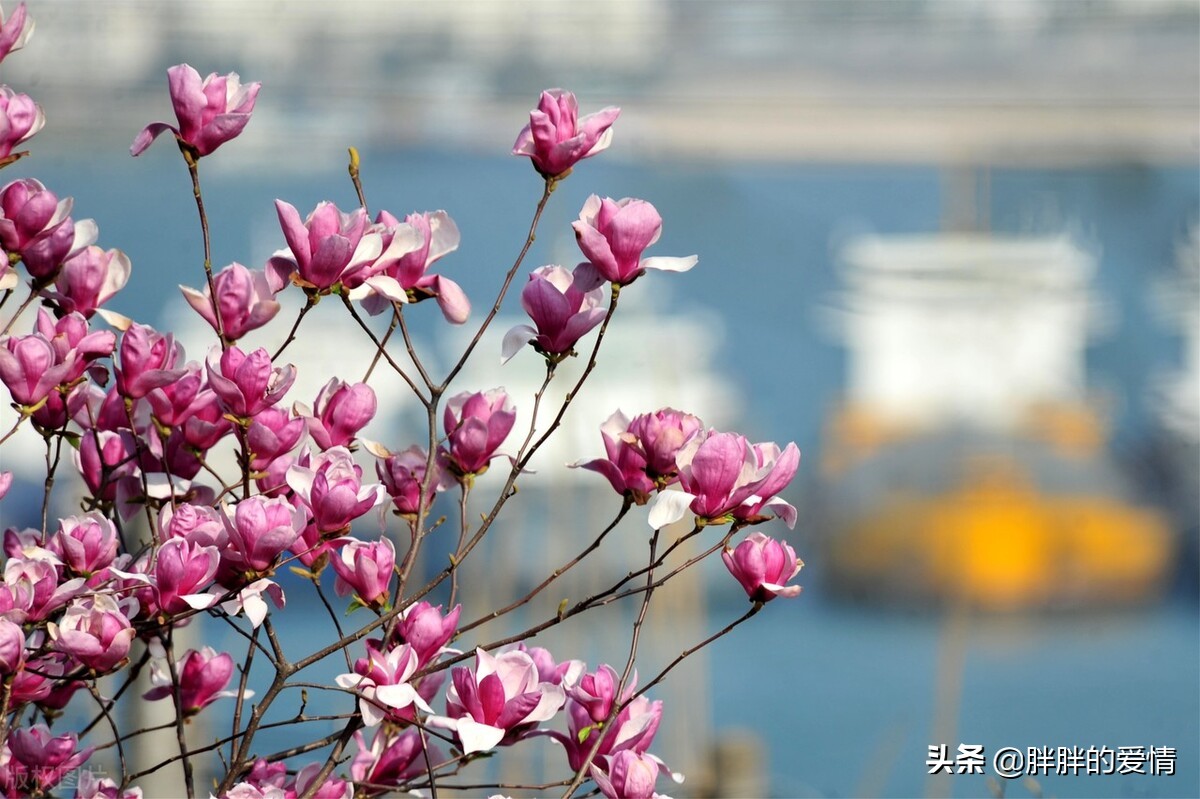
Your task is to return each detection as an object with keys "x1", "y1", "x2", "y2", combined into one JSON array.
[
  {"x1": 5, "y1": 724, "x2": 94, "y2": 795},
  {"x1": 48, "y1": 593, "x2": 136, "y2": 673},
  {"x1": 435, "y1": 647, "x2": 567, "y2": 754},
  {"x1": 557, "y1": 692, "x2": 665, "y2": 773},
  {"x1": 43, "y1": 245, "x2": 131, "y2": 317},
  {"x1": 144, "y1": 363, "x2": 202, "y2": 427},
  {"x1": 350, "y1": 728, "x2": 432, "y2": 797},
  {"x1": 131, "y1": 64, "x2": 260, "y2": 157},
  {"x1": 75, "y1": 429, "x2": 139, "y2": 502},
  {"x1": 394, "y1": 600, "x2": 461, "y2": 668},
  {"x1": 439, "y1": 388, "x2": 516, "y2": 478},
  {"x1": 221, "y1": 577, "x2": 285, "y2": 628},
  {"x1": 357, "y1": 210, "x2": 470, "y2": 324},
  {"x1": 286, "y1": 446, "x2": 386, "y2": 533},
  {"x1": 568, "y1": 663, "x2": 621, "y2": 724},
  {"x1": 180, "y1": 261, "x2": 280, "y2": 342},
  {"x1": 221, "y1": 495, "x2": 306, "y2": 575},
  {"x1": 722, "y1": 531, "x2": 803, "y2": 603},
  {"x1": 575, "y1": 408, "x2": 703, "y2": 504},
  {"x1": 35, "y1": 307, "x2": 115, "y2": 383},
  {"x1": 2, "y1": 553, "x2": 84, "y2": 623},
  {"x1": 297, "y1": 378, "x2": 377, "y2": 450},
  {"x1": 591, "y1": 750, "x2": 674, "y2": 799},
  {"x1": 0, "y1": 85, "x2": 42, "y2": 160},
  {"x1": 372, "y1": 443, "x2": 449, "y2": 517},
  {"x1": 512, "y1": 89, "x2": 620, "y2": 179},
  {"x1": 330, "y1": 535, "x2": 395, "y2": 609},
  {"x1": 573, "y1": 195, "x2": 697, "y2": 286},
  {"x1": 516, "y1": 643, "x2": 583, "y2": 687},
  {"x1": 267, "y1": 200, "x2": 382, "y2": 292},
  {"x1": 246, "y1": 407, "x2": 306, "y2": 471},
  {"x1": 115, "y1": 323, "x2": 188, "y2": 400},
  {"x1": 158, "y1": 502, "x2": 227, "y2": 549},
  {"x1": 502, "y1": 263, "x2": 607, "y2": 363},
  {"x1": 0, "y1": 616, "x2": 25, "y2": 675},
  {"x1": 0, "y1": 332, "x2": 74, "y2": 407},
  {"x1": 647, "y1": 430, "x2": 800, "y2": 530},
  {"x1": 49, "y1": 513, "x2": 118, "y2": 577},
  {"x1": 73, "y1": 770, "x2": 145, "y2": 799},
  {"x1": 149, "y1": 537, "x2": 221, "y2": 615},
  {"x1": 335, "y1": 640, "x2": 430, "y2": 727},
  {"x1": 206, "y1": 345, "x2": 296, "y2": 419},
  {"x1": 143, "y1": 646, "x2": 236, "y2": 716},
  {"x1": 0, "y1": 3, "x2": 33, "y2": 64}
]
